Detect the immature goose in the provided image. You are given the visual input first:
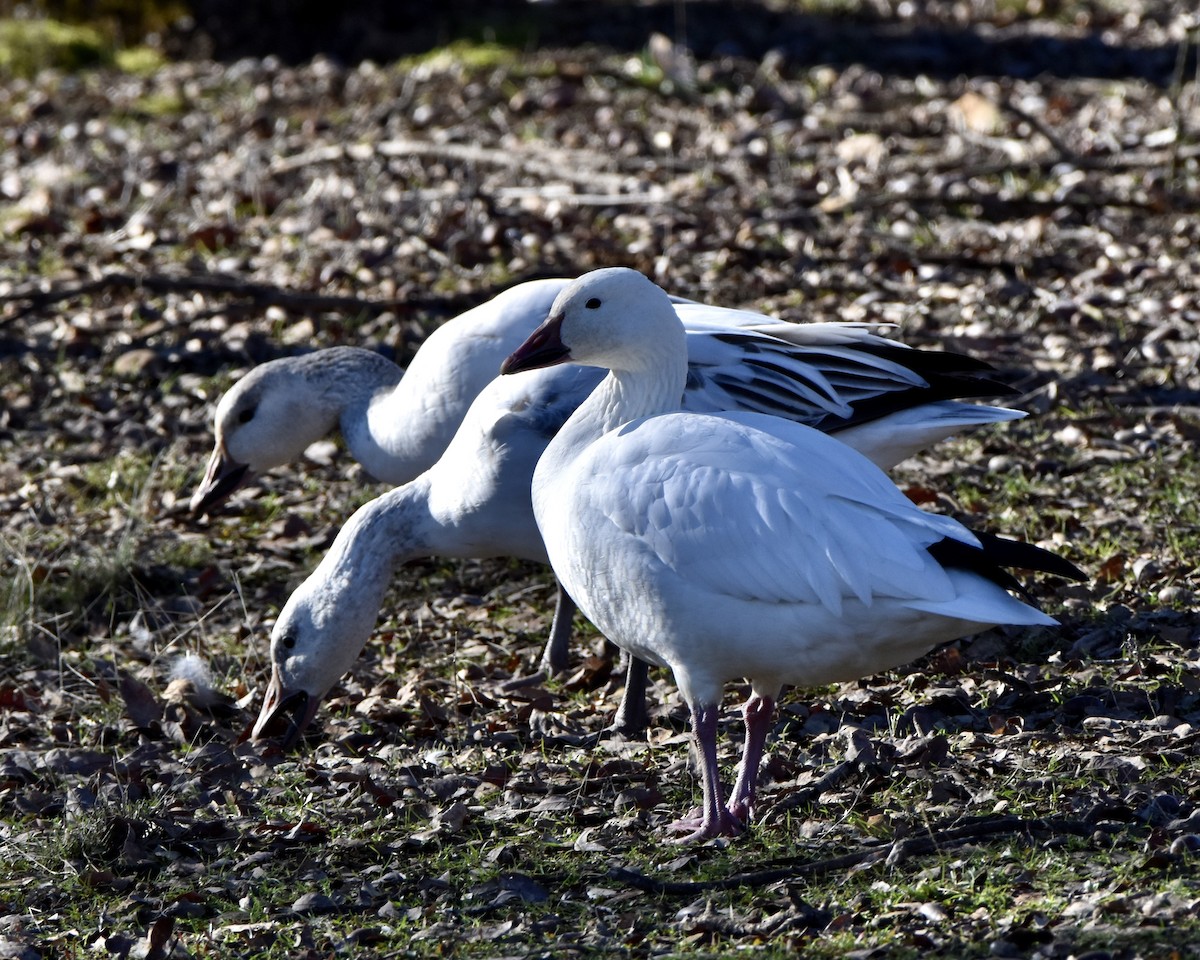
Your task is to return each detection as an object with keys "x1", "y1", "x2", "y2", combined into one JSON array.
[
  {"x1": 251, "y1": 300, "x2": 1026, "y2": 746},
  {"x1": 250, "y1": 362, "x2": 600, "y2": 742},
  {"x1": 500, "y1": 268, "x2": 1083, "y2": 843},
  {"x1": 191, "y1": 279, "x2": 573, "y2": 515}
]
